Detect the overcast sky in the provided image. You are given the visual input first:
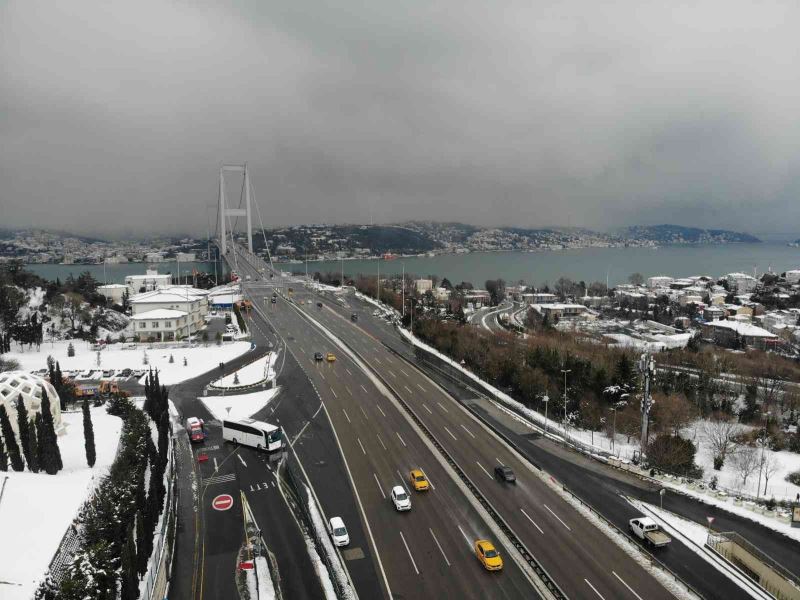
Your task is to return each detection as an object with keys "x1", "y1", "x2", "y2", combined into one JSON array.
[{"x1": 2, "y1": 1, "x2": 799, "y2": 238}]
